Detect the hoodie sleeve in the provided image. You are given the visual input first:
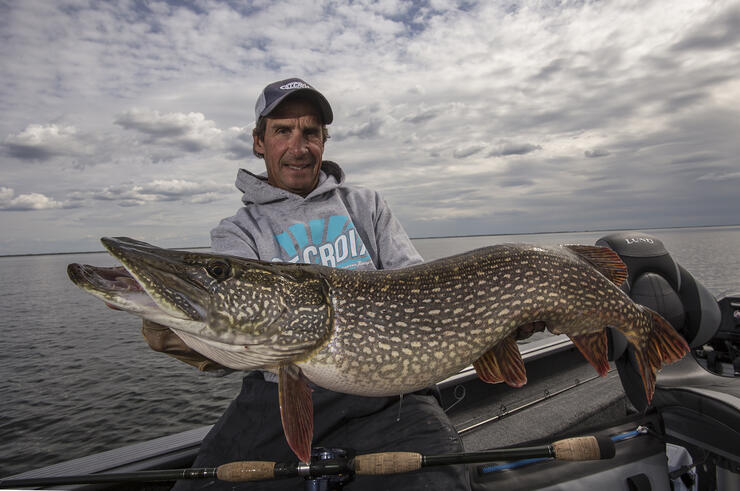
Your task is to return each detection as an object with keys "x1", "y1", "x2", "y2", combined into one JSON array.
[
  {"x1": 373, "y1": 193, "x2": 424, "y2": 269},
  {"x1": 210, "y1": 216, "x2": 259, "y2": 259}
]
